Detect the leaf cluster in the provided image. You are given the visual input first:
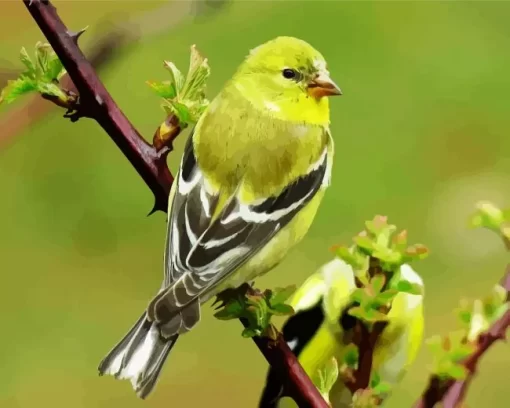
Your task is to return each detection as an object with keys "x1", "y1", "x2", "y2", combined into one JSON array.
[
  {"x1": 214, "y1": 285, "x2": 296, "y2": 338},
  {"x1": 0, "y1": 42, "x2": 67, "y2": 104},
  {"x1": 423, "y1": 201, "x2": 510, "y2": 383},
  {"x1": 425, "y1": 332, "x2": 475, "y2": 381},
  {"x1": 469, "y1": 201, "x2": 510, "y2": 247},
  {"x1": 332, "y1": 215, "x2": 427, "y2": 325},
  {"x1": 147, "y1": 45, "x2": 210, "y2": 127}
]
